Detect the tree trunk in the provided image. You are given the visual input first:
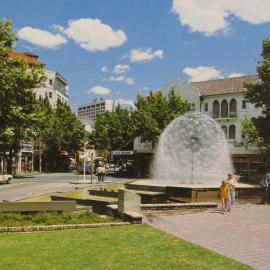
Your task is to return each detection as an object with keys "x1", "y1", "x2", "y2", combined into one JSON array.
[{"x1": 6, "y1": 153, "x2": 13, "y2": 175}]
